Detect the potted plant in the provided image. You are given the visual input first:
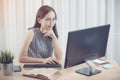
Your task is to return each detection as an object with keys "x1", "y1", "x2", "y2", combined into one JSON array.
[{"x1": 0, "y1": 50, "x2": 14, "y2": 76}]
